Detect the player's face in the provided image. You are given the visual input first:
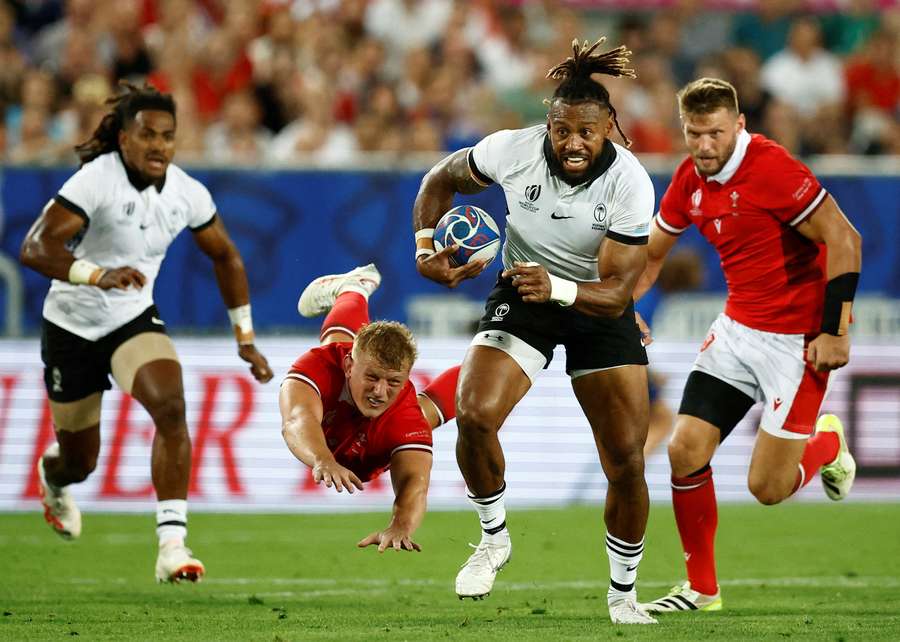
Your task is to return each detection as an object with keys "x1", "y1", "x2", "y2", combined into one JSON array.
[
  {"x1": 547, "y1": 100, "x2": 612, "y2": 181},
  {"x1": 118, "y1": 110, "x2": 176, "y2": 182},
  {"x1": 682, "y1": 108, "x2": 745, "y2": 176},
  {"x1": 343, "y1": 350, "x2": 411, "y2": 419}
]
